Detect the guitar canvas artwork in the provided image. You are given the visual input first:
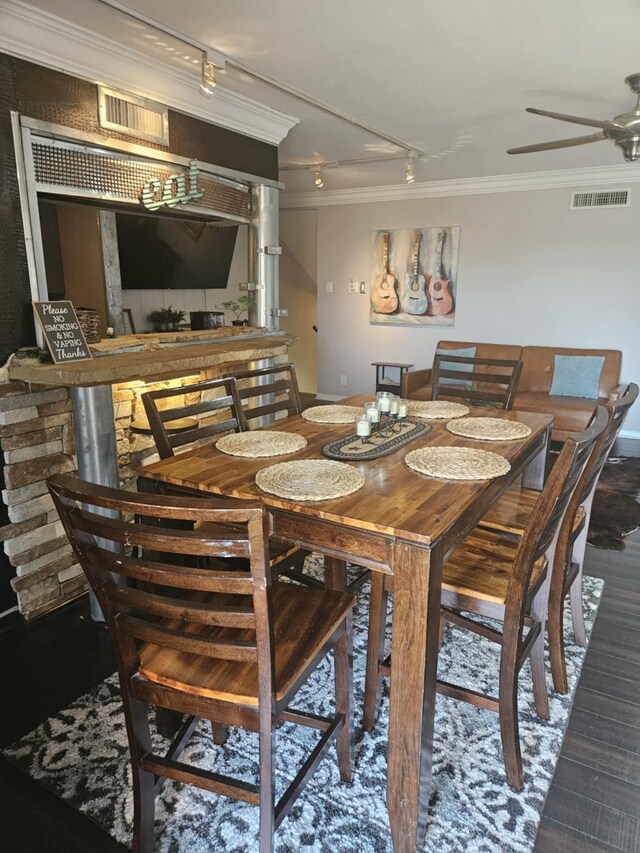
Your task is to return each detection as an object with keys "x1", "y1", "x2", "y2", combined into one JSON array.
[{"x1": 369, "y1": 226, "x2": 460, "y2": 326}]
